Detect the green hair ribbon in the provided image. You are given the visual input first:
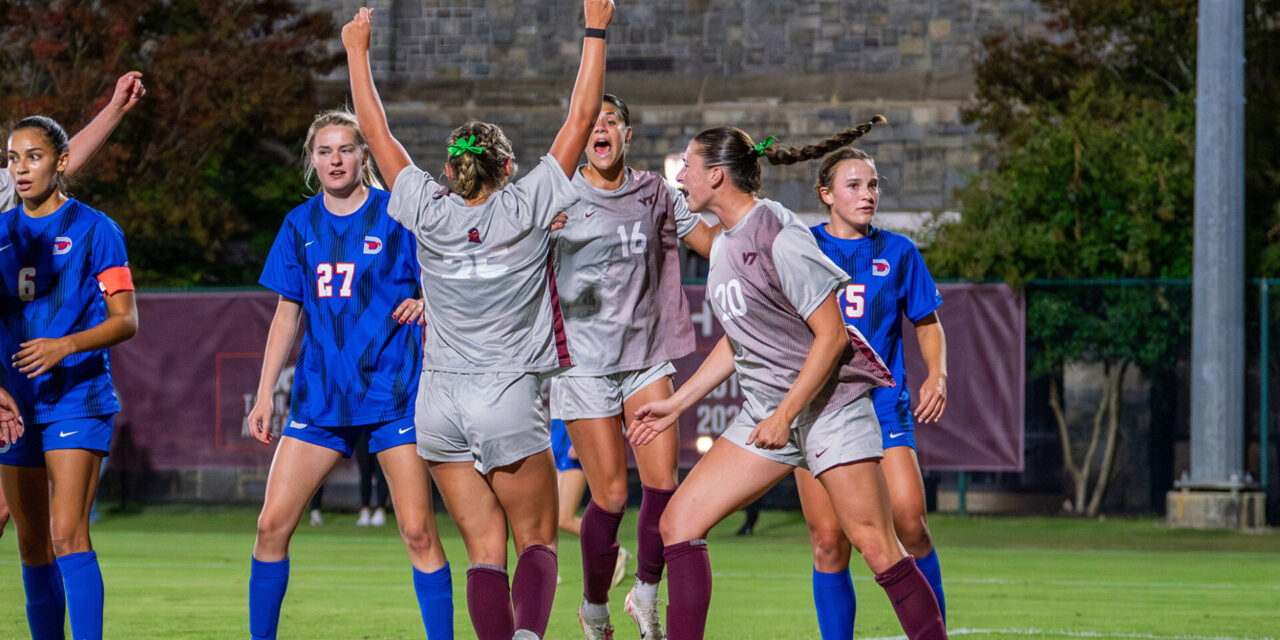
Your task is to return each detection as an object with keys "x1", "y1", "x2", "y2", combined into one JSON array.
[
  {"x1": 447, "y1": 135, "x2": 486, "y2": 157},
  {"x1": 753, "y1": 135, "x2": 776, "y2": 156}
]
